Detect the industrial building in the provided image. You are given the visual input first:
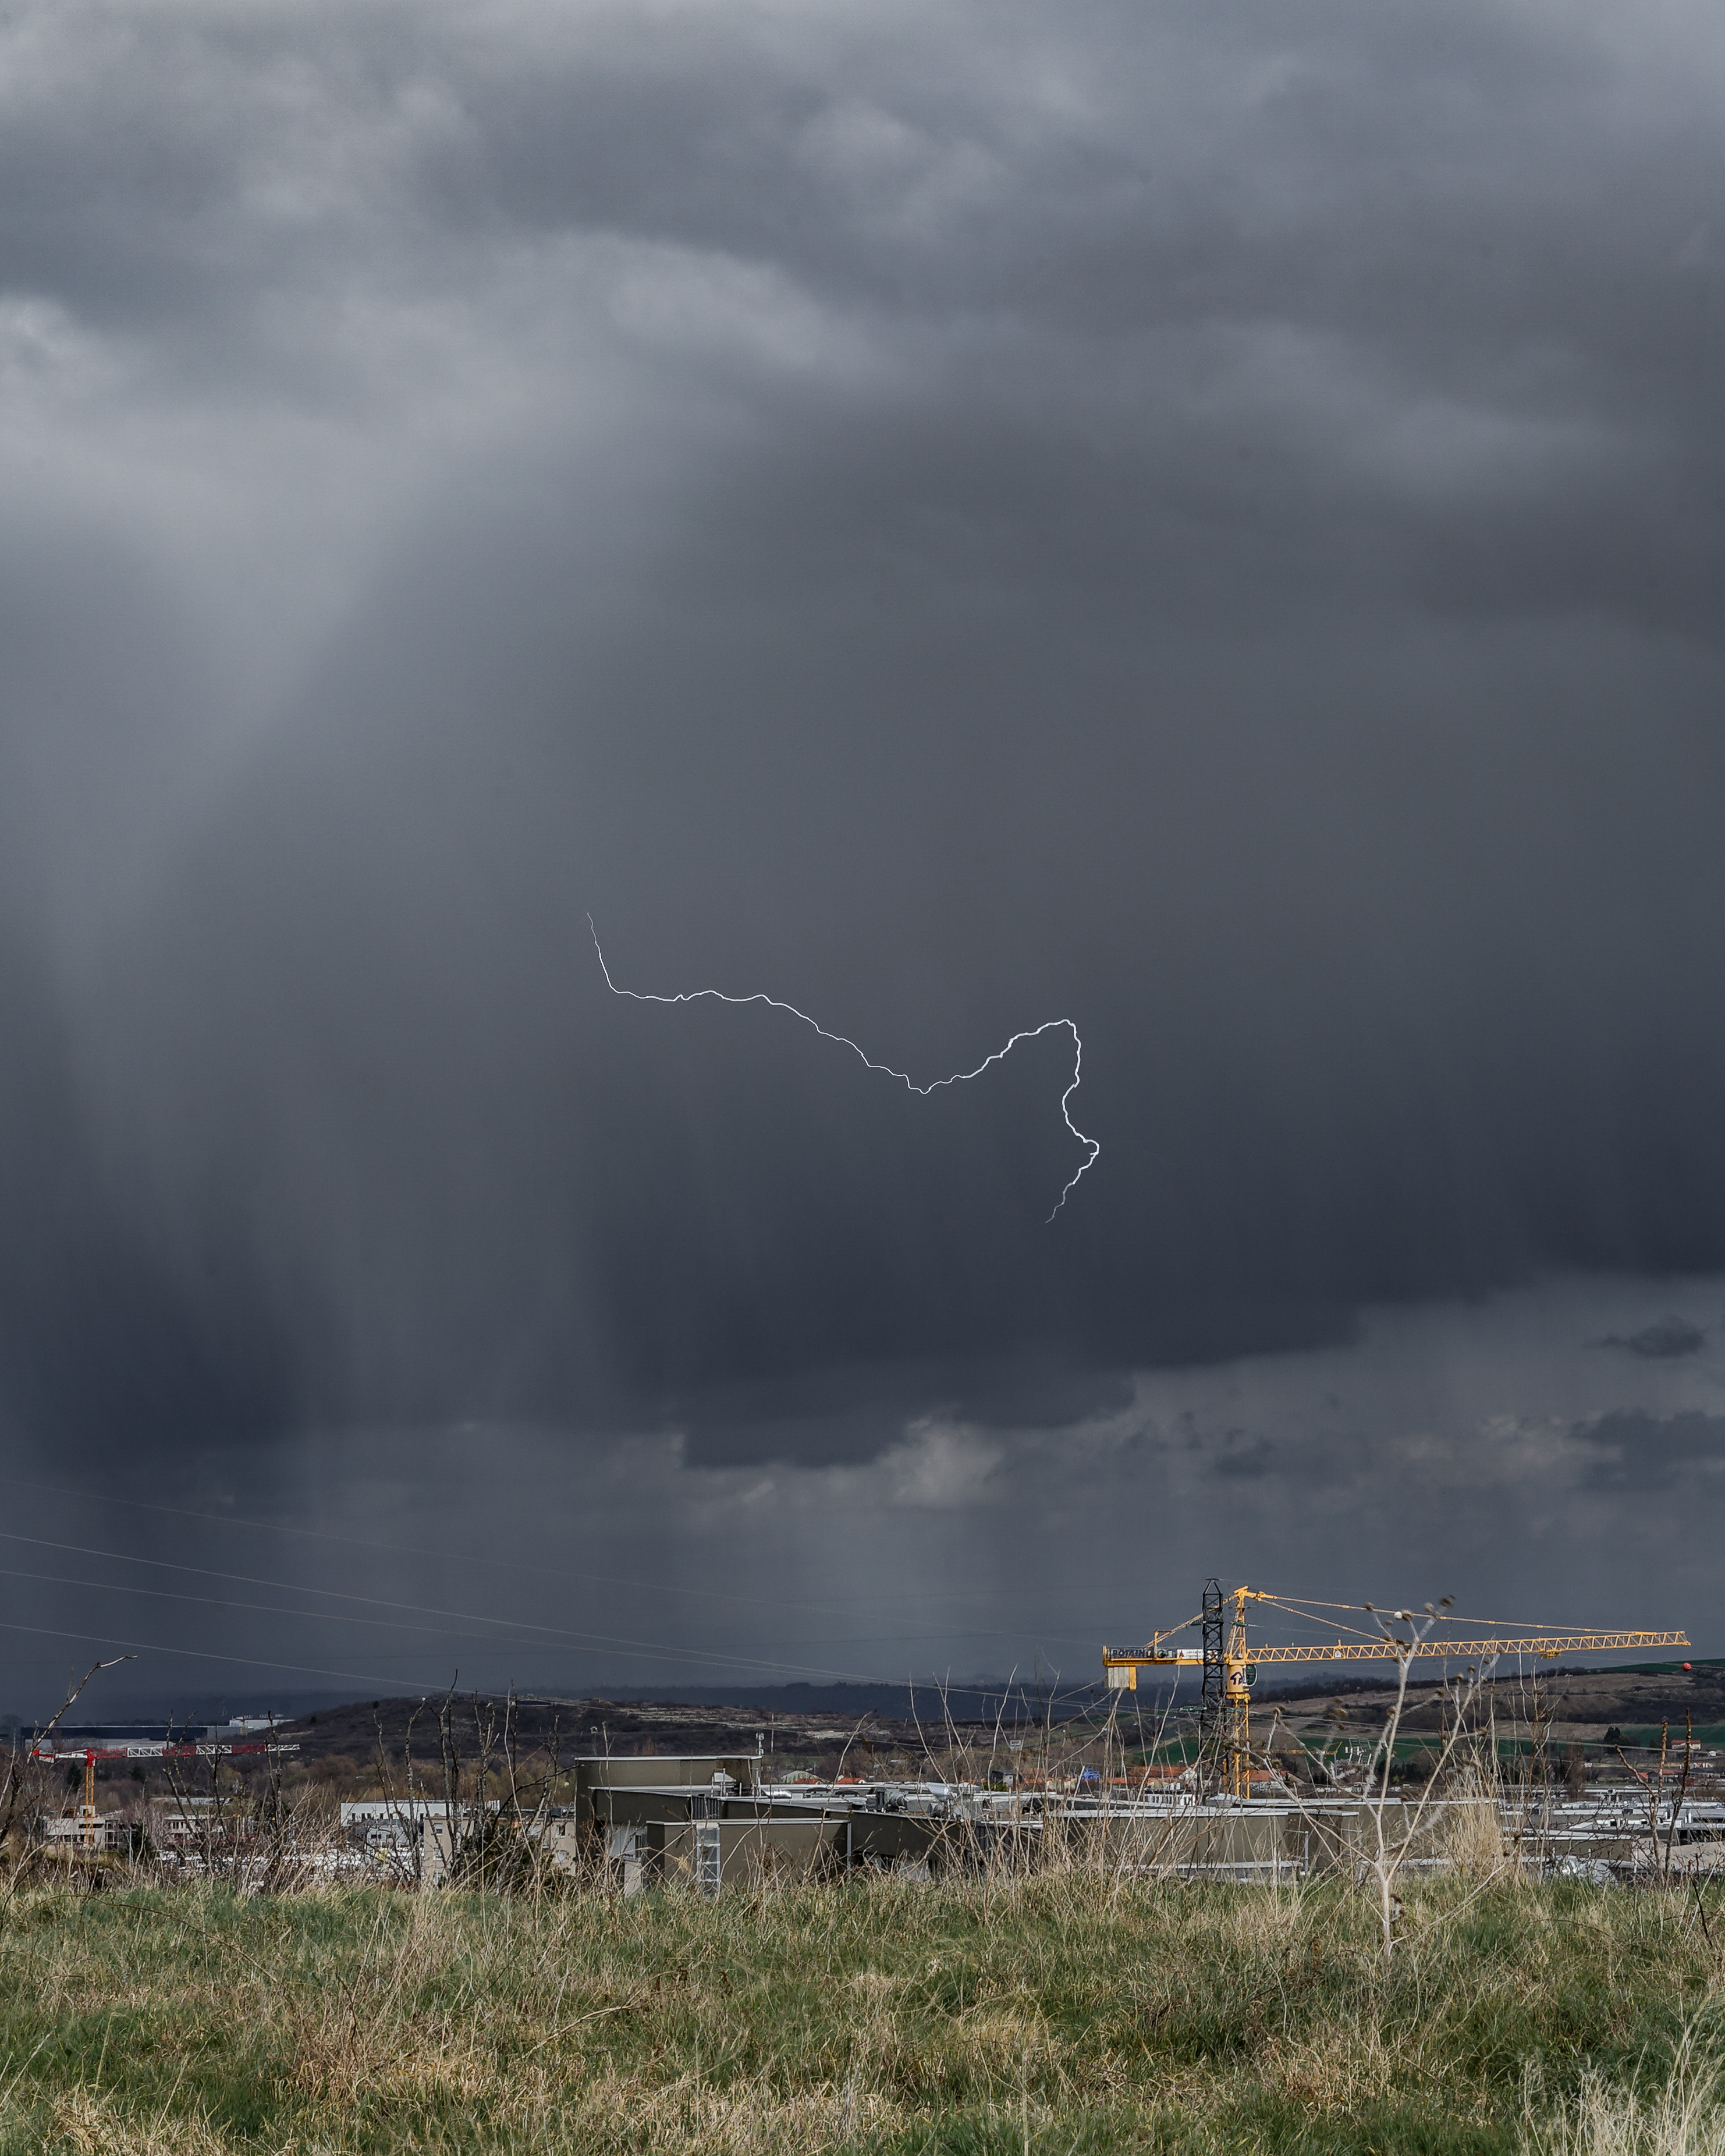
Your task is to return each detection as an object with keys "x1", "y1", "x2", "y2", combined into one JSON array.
[{"x1": 377, "y1": 1748, "x2": 1524, "y2": 1892}]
